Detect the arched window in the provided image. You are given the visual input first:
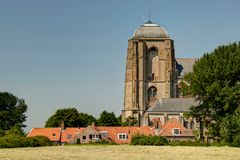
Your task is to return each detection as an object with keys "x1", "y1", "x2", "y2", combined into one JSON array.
[
  {"x1": 148, "y1": 86, "x2": 157, "y2": 101},
  {"x1": 147, "y1": 48, "x2": 158, "y2": 81}
]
